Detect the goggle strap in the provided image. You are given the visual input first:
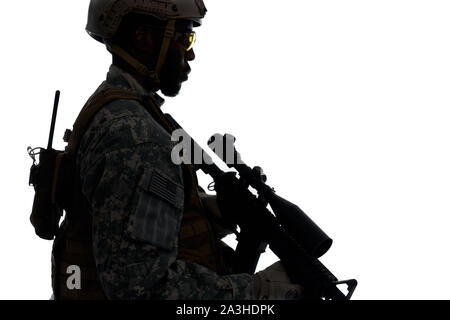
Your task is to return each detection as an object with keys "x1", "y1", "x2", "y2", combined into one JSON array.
[{"x1": 155, "y1": 19, "x2": 176, "y2": 75}]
